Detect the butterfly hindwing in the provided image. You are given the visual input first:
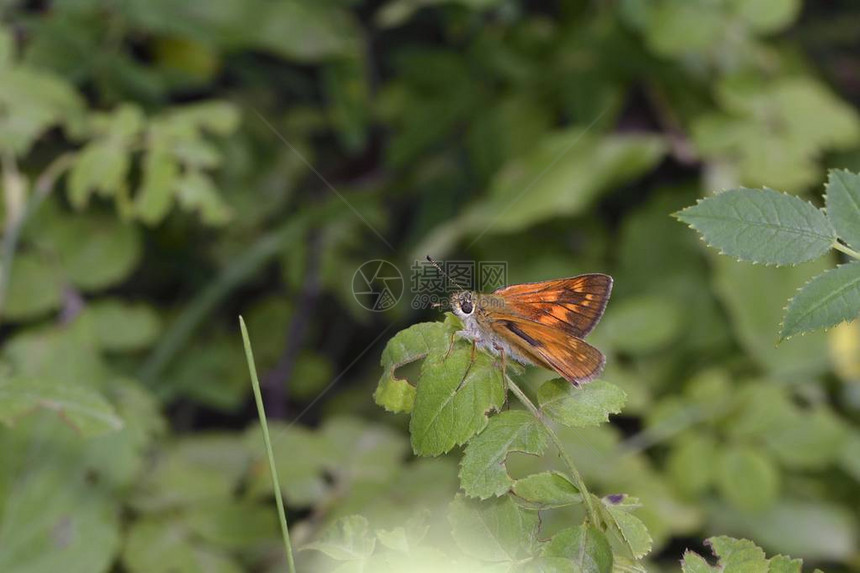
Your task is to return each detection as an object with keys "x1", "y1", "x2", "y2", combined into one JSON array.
[{"x1": 488, "y1": 317, "x2": 606, "y2": 386}]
